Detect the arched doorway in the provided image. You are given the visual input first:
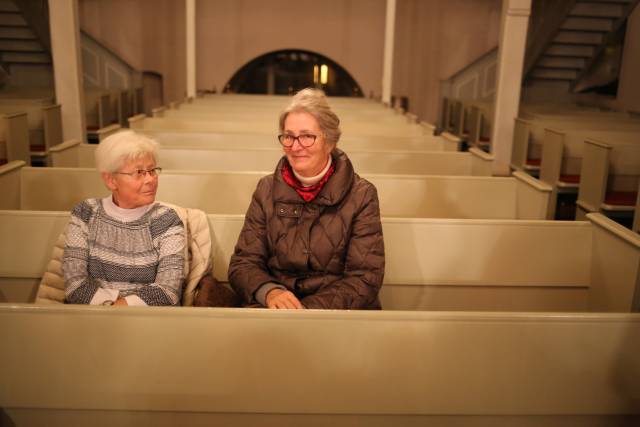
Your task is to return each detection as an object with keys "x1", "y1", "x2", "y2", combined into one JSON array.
[{"x1": 226, "y1": 50, "x2": 363, "y2": 97}]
